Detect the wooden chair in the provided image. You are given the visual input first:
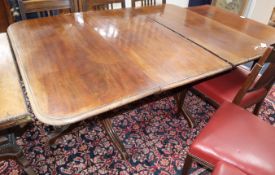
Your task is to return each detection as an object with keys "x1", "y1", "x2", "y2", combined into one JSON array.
[
  {"x1": 4, "y1": 0, "x2": 18, "y2": 24},
  {"x1": 176, "y1": 47, "x2": 275, "y2": 128},
  {"x1": 17, "y1": 0, "x2": 76, "y2": 20},
  {"x1": 79, "y1": 0, "x2": 125, "y2": 11},
  {"x1": 131, "y1": 0, "x2": 166, "y2": 8},
  {"x1": 0, "y1": 33, "x2": 35, "y2": 174},
  {"x1": 182, "y1": 102, "x2": 275, "y2": 175},
  {"x1": 0, "y1": 0, "x2": 9, "y2": 32},
  {"x1": 211, "y1": 0, "x2": 249, "y2": 16}
]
